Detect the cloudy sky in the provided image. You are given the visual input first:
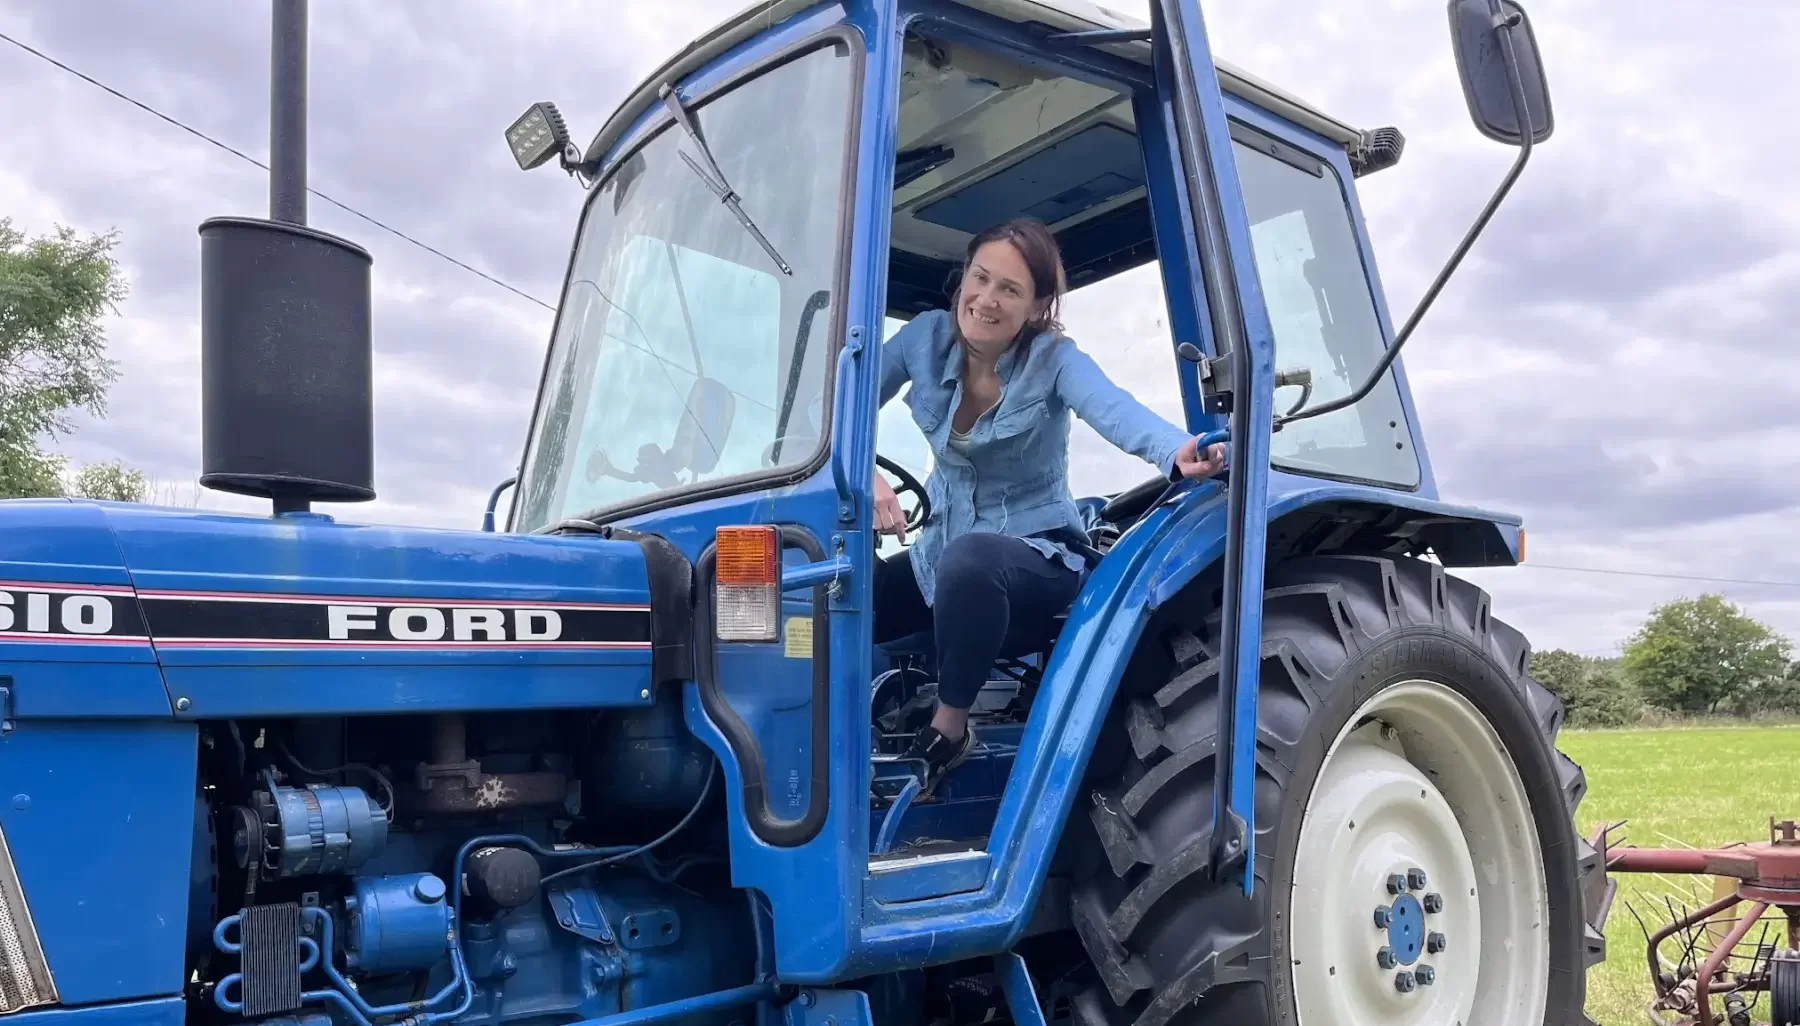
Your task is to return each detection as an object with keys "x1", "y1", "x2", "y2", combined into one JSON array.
[{"x1": 3, "y1": 0, "x2": 1796, "y2": 657}]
